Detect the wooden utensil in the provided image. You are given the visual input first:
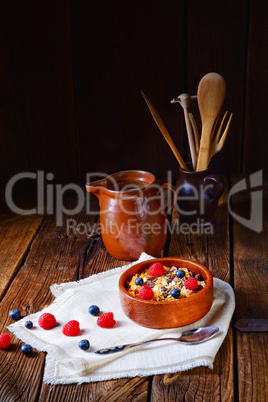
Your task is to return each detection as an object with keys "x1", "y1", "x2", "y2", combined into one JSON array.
[
  {"x1": 170, "y1": 94, "x2": 197, "y2": 169},
  {"x1": 189, "y1": 112, "x2": 200, "y2": 155},
  {"x1": 196, "y1": 73, "x2": 226, "y2": 171},
  {"x1": 208, "y1": 111, "x2": 233, "y2": 163},
  {"x1": 141, "y1": 91, "x2": 188, "y2": 170}
]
